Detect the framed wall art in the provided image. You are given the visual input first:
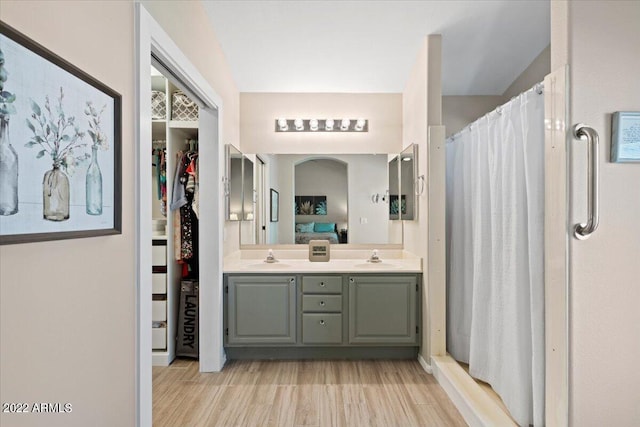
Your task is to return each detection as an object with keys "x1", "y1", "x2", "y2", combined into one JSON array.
[
  {"x1": 294, "y1": 195, "x2": 327, "y2": 216},
  {"x1": 611, "y1": 111, "x2": 640, "y2": 163},
  {"x1": 0, "y1": 21, "x2": 122, "y2": 244}
]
